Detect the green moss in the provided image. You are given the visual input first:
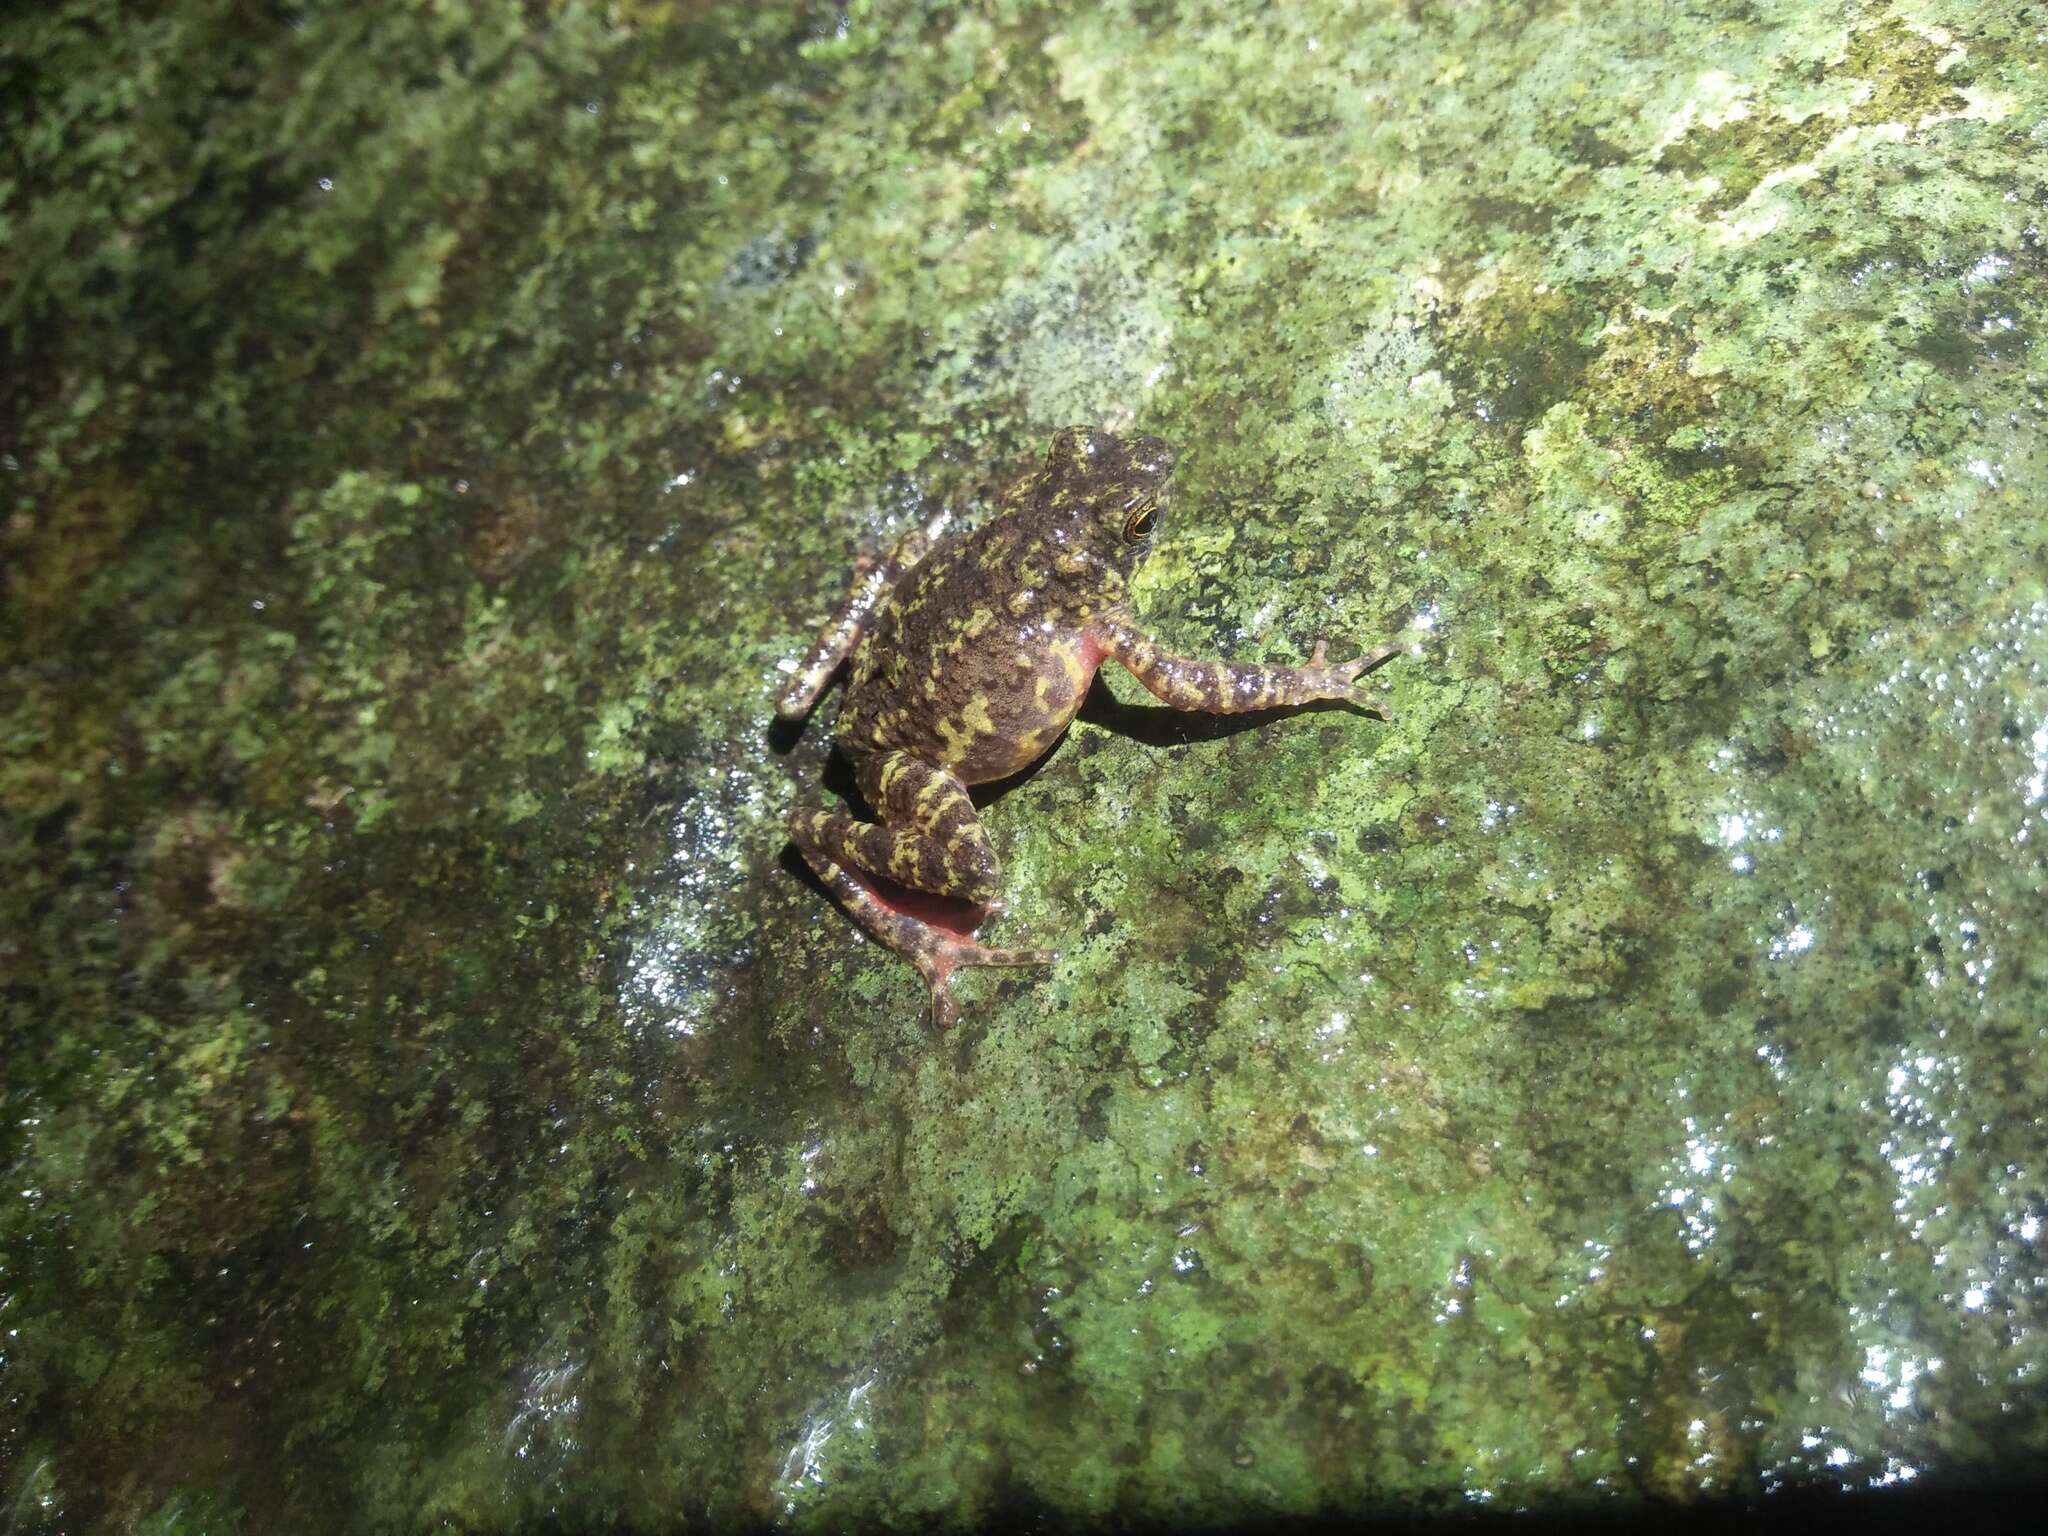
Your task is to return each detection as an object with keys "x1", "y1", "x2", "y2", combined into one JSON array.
[
  {"x1": 4, "y1": 0, "x2": 2047, "y2": 1528},
  {"x1": 1654, "y1": 18, "x2": 1975, "y2": 217}
]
